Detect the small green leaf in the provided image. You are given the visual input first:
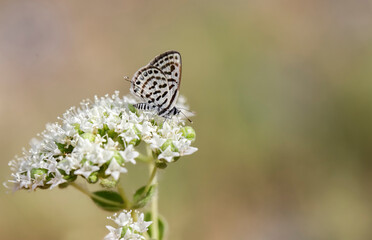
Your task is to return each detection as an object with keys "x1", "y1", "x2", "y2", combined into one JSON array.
[
  {"x1": 144, "y1": 212, "x2": 166, "y2": 240},
  {"x1": 132, "y1": 185, "x2": 156, "y2": 209},
  {"x1": 91, "y1": 190, "x2": 125, "y2": 212}
]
